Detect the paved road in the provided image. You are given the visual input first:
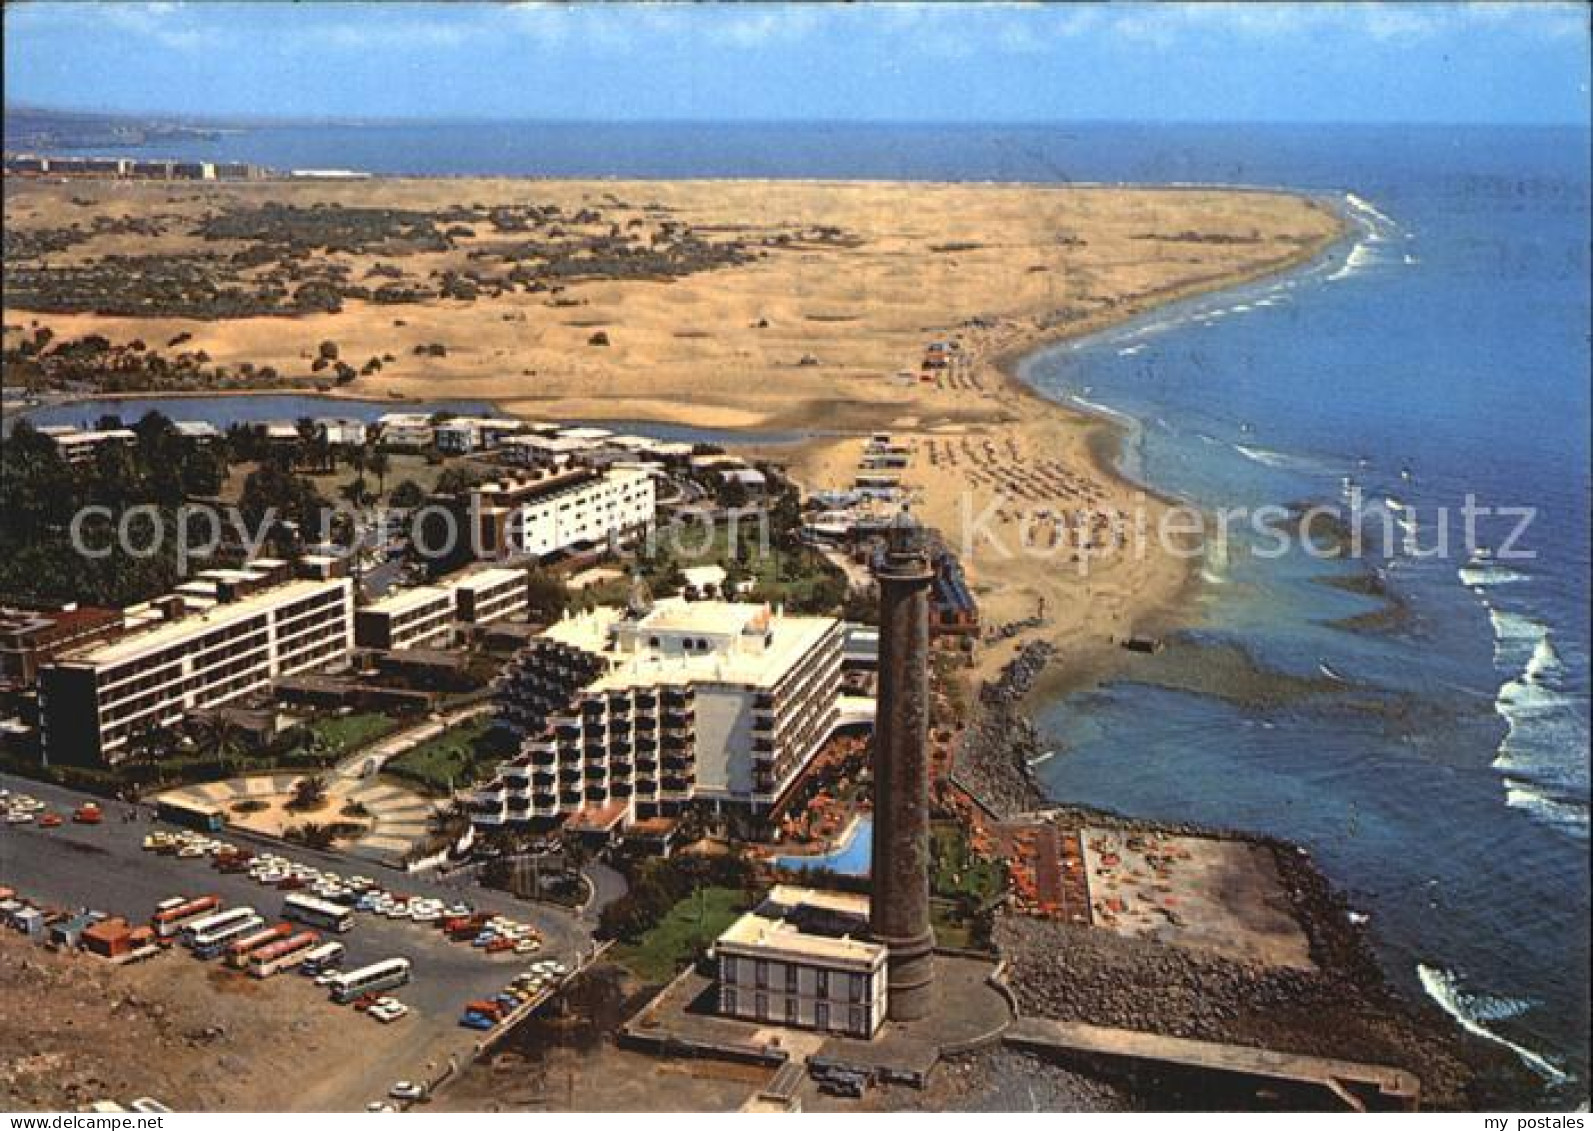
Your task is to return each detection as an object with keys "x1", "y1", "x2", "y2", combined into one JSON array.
[{"x1": 582, "y1": 861, "x2": 628, "y2": 921}]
